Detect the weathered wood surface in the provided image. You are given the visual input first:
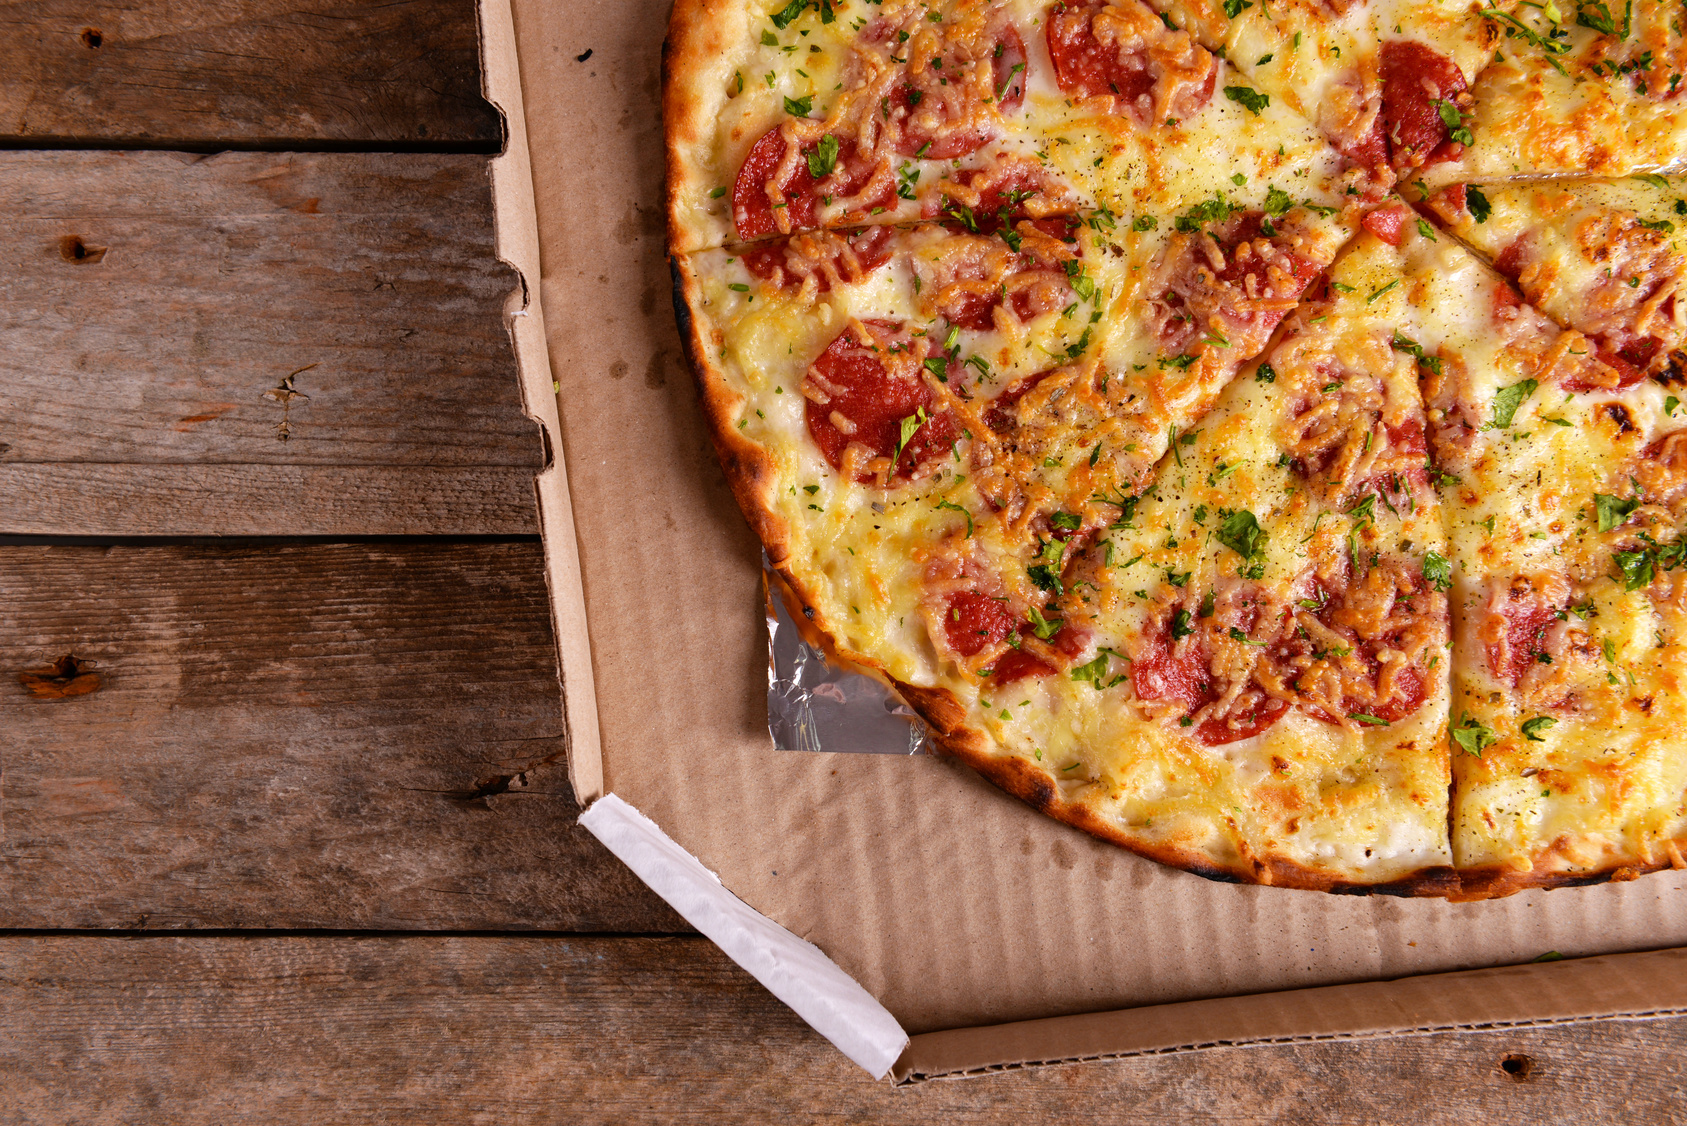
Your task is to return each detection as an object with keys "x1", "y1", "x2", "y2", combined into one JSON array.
[
  {"x1": 0, "y1": 541, "x2": 682, "y2": 932},
  {"x1": 0, "y1": 150, "x2": 540, "y2": 536},
  {"x1": 0, "y1": 0, "x2": 501, "y2": 149},
  {"x1": 1, "y1": 934, "x2": 1680, "y2": 1125}
]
